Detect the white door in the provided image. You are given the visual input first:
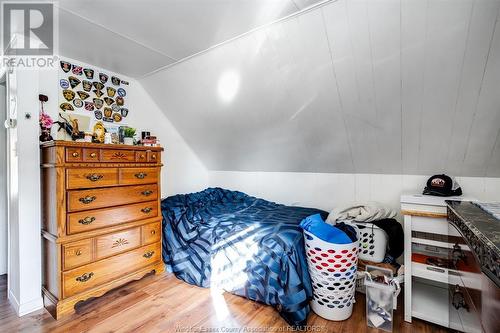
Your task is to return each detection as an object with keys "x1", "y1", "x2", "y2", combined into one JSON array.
[
  {"x1": 4, "y1": 67, "x2": 19, "y2": 297},
  {"x1": 0, "y1": 76, "x2": 7, "y2": 275}
]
